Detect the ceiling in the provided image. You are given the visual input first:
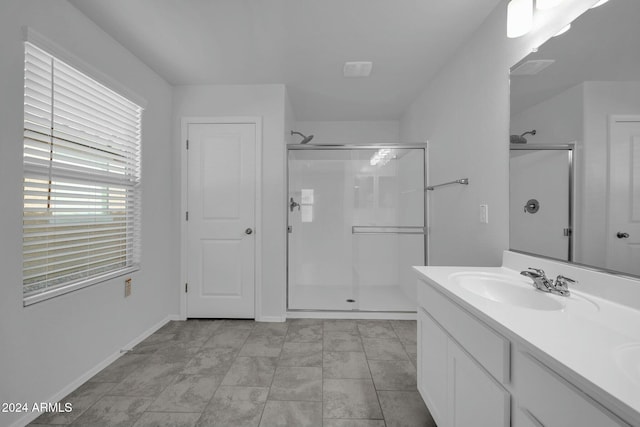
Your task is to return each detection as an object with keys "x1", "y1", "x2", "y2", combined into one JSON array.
[
  {"x1": 68, "y1": 0, "x2": 502, "y2": 121},
  {"x1": 510, "y1": 0, "x2": 640, "y2": 116}
]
